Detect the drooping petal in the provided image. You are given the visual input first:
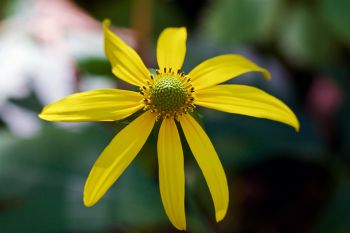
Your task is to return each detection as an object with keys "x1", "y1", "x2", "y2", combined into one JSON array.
[
  {"x1": 157, "y1": 118, "x2": 186, "y2": 230},
  {"x1": 157, "y1": 27, "x2": 187, "y2": 72},
  {"x1": 179, "y1": 114, "x2": 228, "y2": 222},
  {"x1": 39, "y1": 89, "x2": 143, "y2": 122},
  {"x1": 84, "y1": 111, "x2": 156, "y2": 207},
  {"x1": 189, "y1": 54, "x2": 270, "y2": 91},
  {"x1": 103, "y1": 19, "x2": 150, "y2": 86},
  {"x1": 195, "y1": 84, "x2": 300, "y2": 131}
]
